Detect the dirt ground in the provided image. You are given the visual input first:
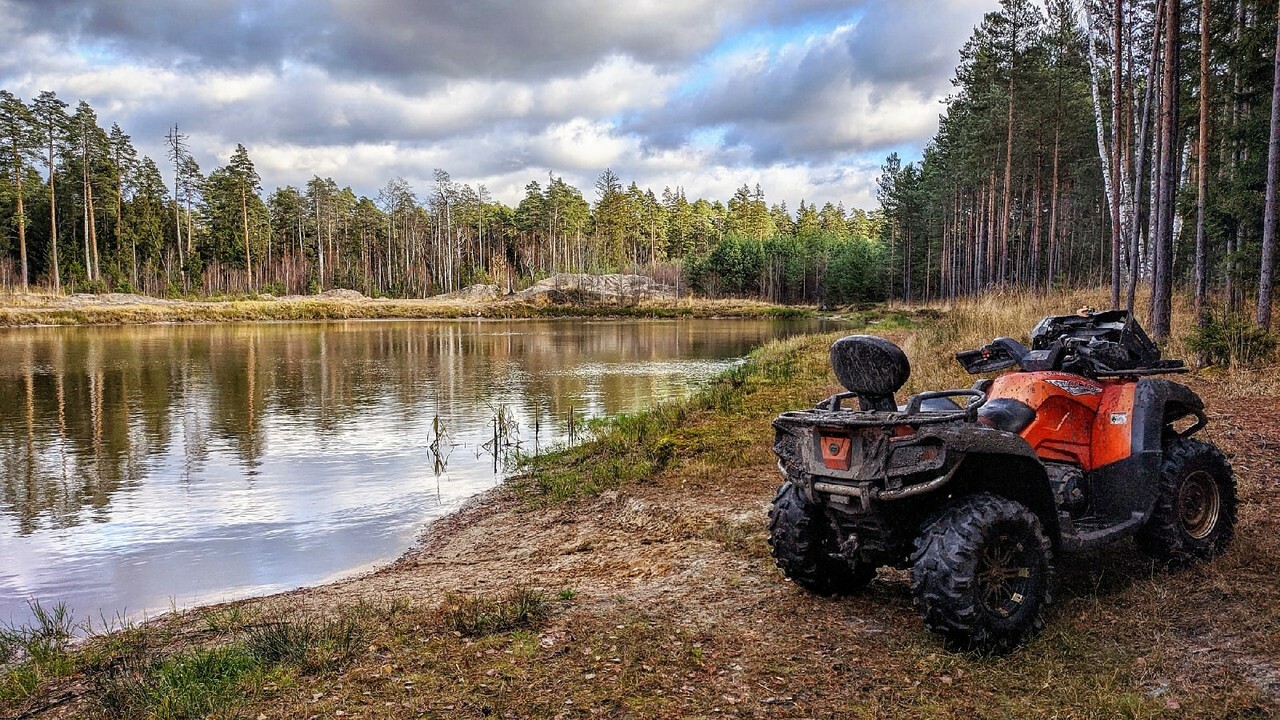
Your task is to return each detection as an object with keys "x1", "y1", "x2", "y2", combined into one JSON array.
[
  {"x1": 217, "y1": 375, "x2": 1280, "y2": 717},
  {"x1": 5, "y1": 330, "x2": 1278, "y2": 719}
]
